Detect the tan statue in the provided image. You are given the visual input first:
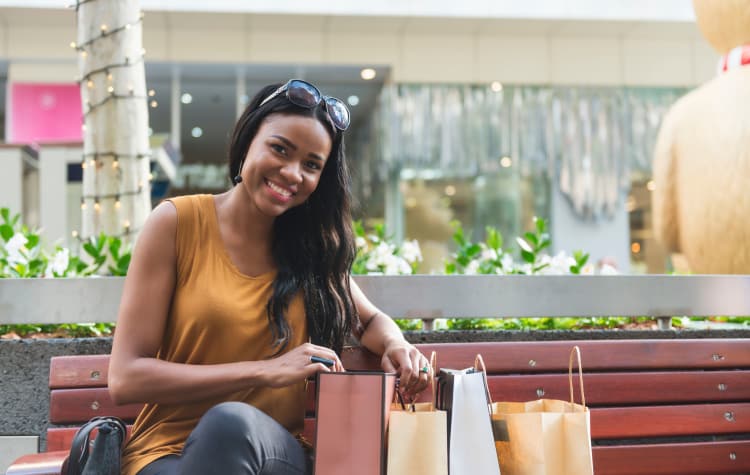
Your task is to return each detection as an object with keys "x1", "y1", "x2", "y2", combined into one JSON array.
[{"x1": 652, "y1": 0, "x2": 750, "y2": 273}]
